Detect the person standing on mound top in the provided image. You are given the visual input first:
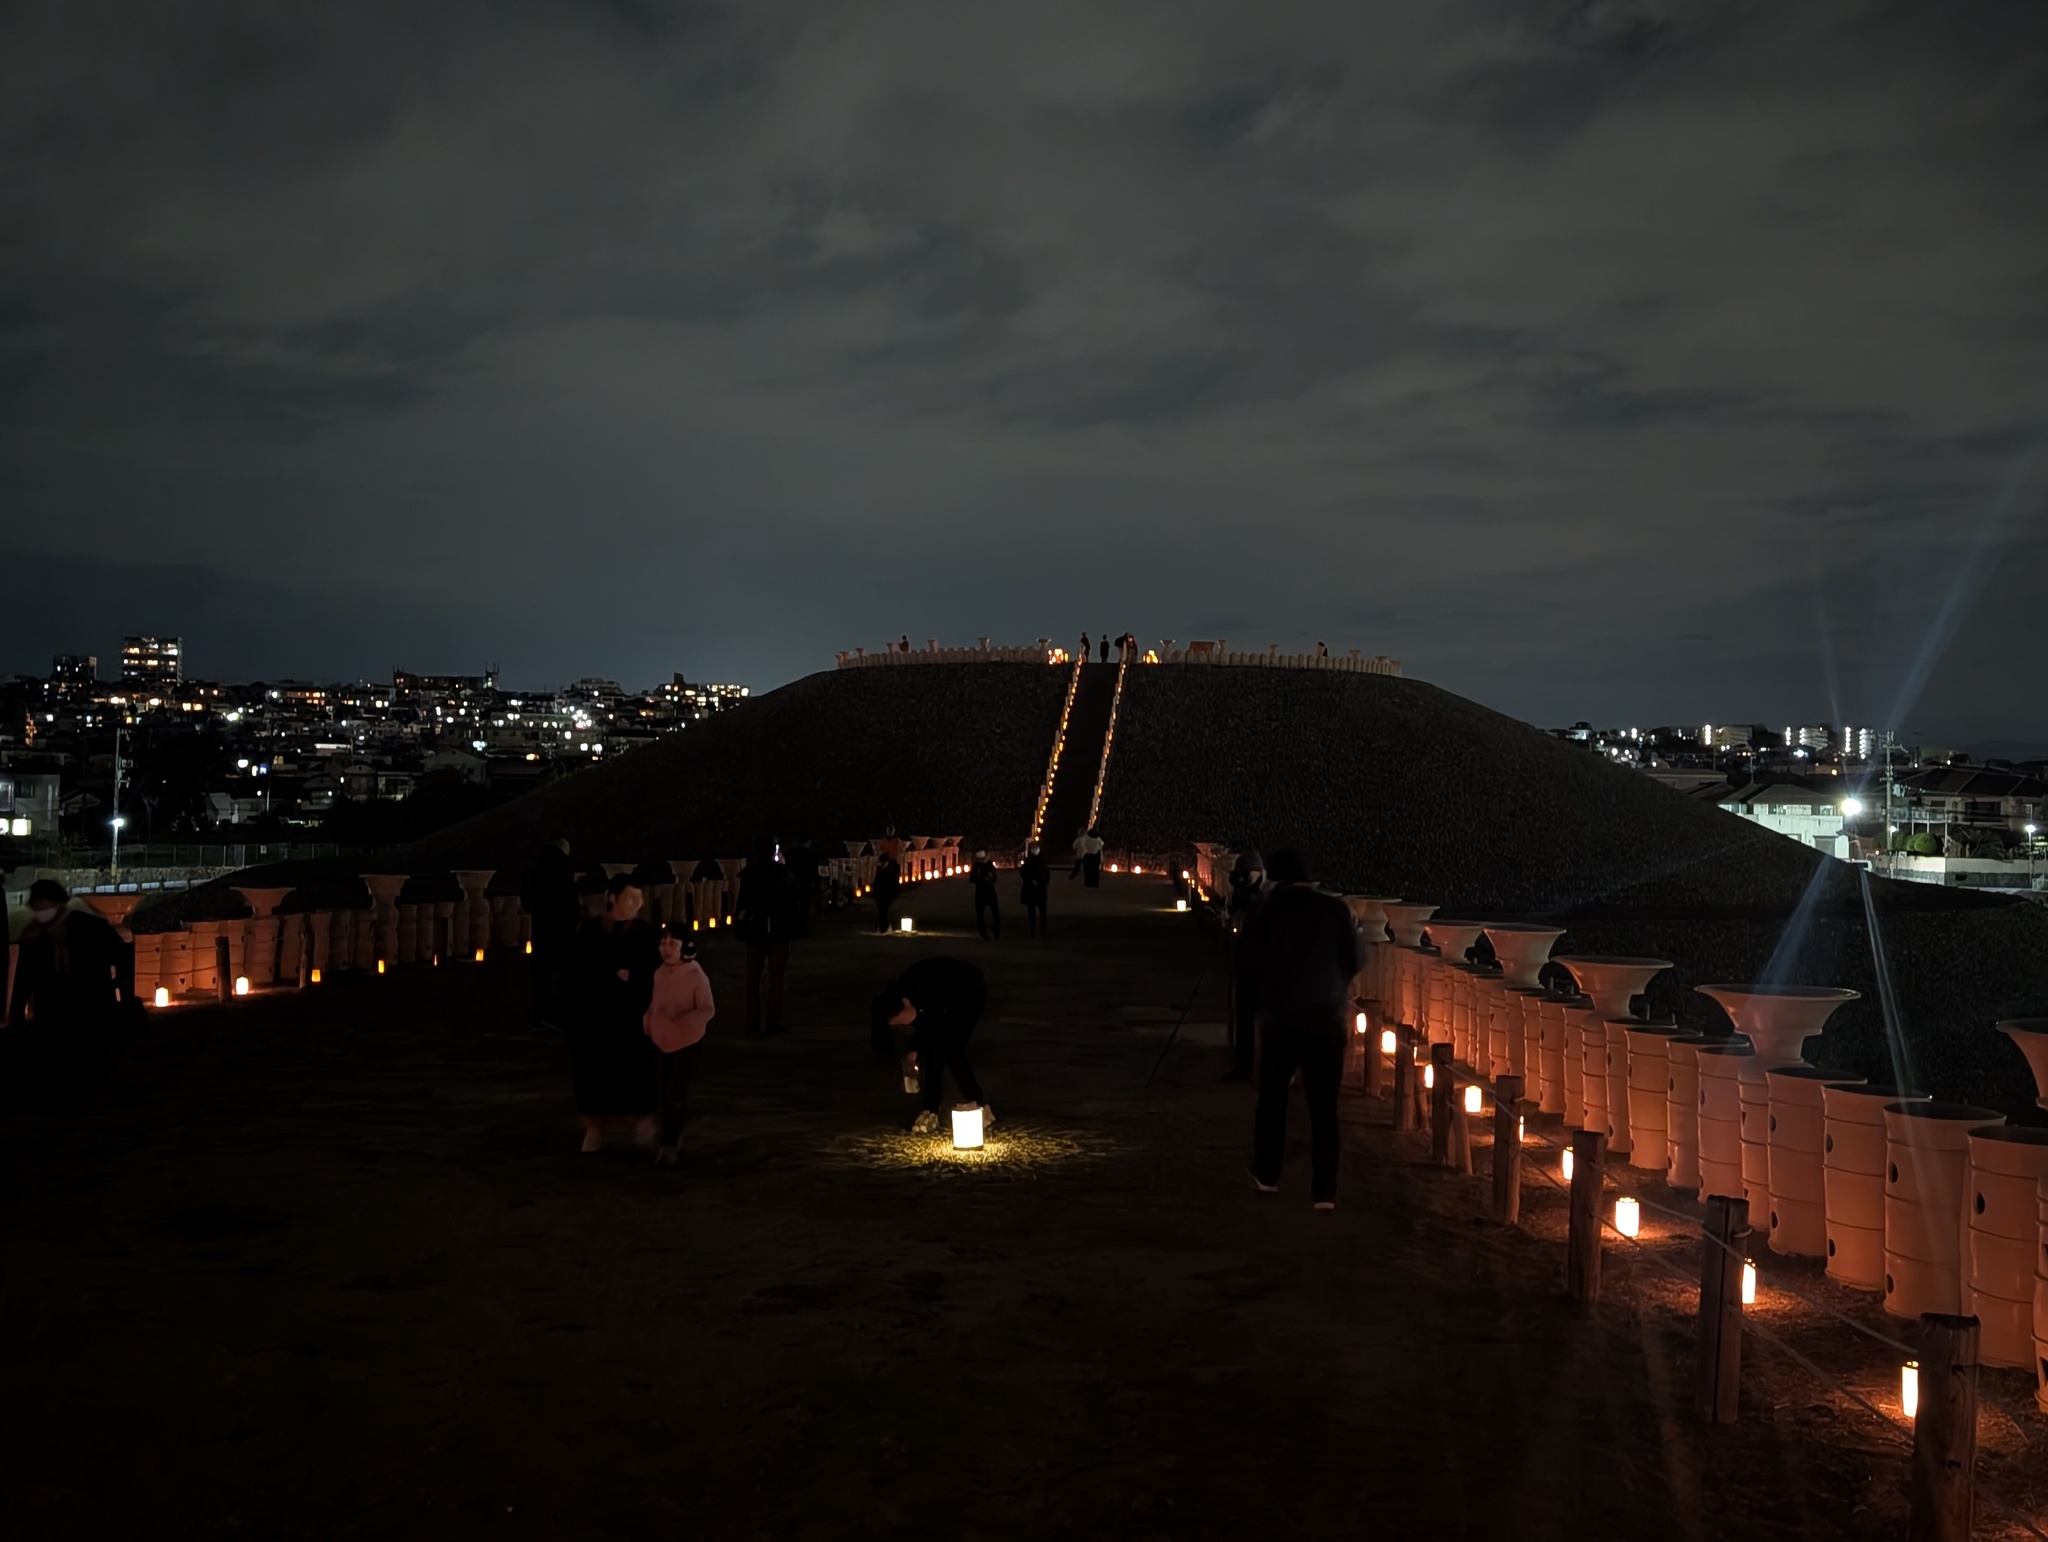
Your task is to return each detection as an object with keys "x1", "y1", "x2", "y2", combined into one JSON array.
[
  {"x1": 1239, "y1": 848, "x2": 1358, "y2": 1209},
  {"x1": 874, "y1": 955, "x2": 991, "y2": 1135},
  {"x1": 8, "y1": 879, "x2": 124, "y2": 1099},
  {"x1": 1018, "y1": 839, "x2": 1050, "y2": 937},
  {"x1": 969, "y1": 848, "x2": 1002, "y2": 940},
  {"x1": 570, "y1": 875, "x2": 661, "y2": 1152}
]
